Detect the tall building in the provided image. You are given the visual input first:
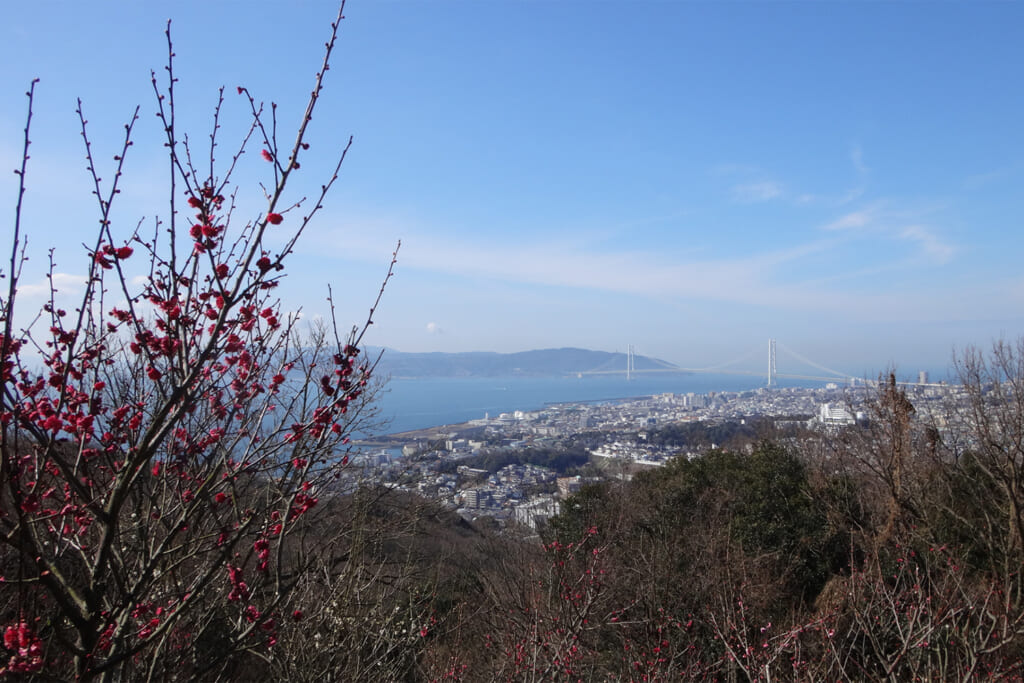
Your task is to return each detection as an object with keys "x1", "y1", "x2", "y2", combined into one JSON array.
[{"x1": 820, "y1": 403, "x2": 854, "y2": 426}]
